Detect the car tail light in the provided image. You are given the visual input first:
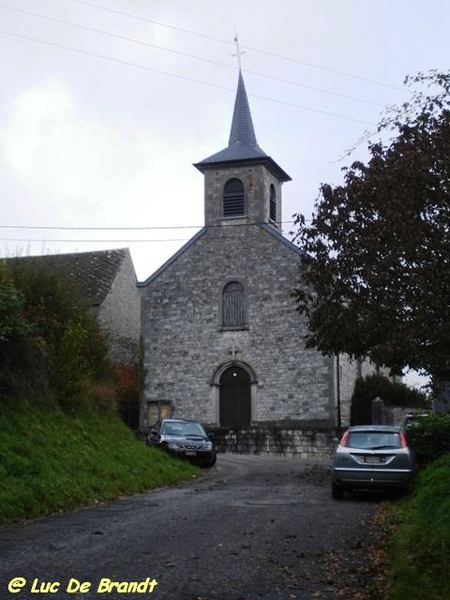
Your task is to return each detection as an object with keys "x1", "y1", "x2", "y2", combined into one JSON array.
[
  {"x1": 340, "y1": 430, "x2": 351, "y2": 447},
  {"x1": 399, "y1": 432, "x2": 409, "y2": 448}
]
